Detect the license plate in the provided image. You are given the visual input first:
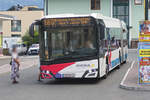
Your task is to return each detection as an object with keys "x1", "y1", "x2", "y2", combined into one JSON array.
[
  {"x1": 63, "y1": 74, "x2": 75, "y2": 78},
  {"x1": 32, "y1": 51, "x2": 37, "y2": 53}
]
